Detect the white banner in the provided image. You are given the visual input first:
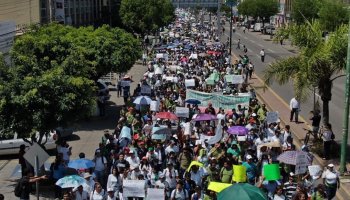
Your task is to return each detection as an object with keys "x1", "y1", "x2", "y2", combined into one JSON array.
[
  {"x1": 150, "y1": 101, "x2": 159, "y2": 111},
  {"x1": 123, "y1": 180, "x2": 146, "y2": 197},
  {"x1": 175, "y1": 107, "x2": 189, "y2": 118},
  {"x1": 185, "y1": 79, "x2": 195, "y2": 87},
  {"x1": 155, "y1": 67, "x2": 163, "y2": 75},
  {"x1": 156, "y1": 53, "x2": 163, "y2": 59},
  {"x1": 146, "y1": 188, "x2": 164, "y2": 200},
  {"x1": 266, "y1": 111, "x2": 279, "y2": 124}
]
